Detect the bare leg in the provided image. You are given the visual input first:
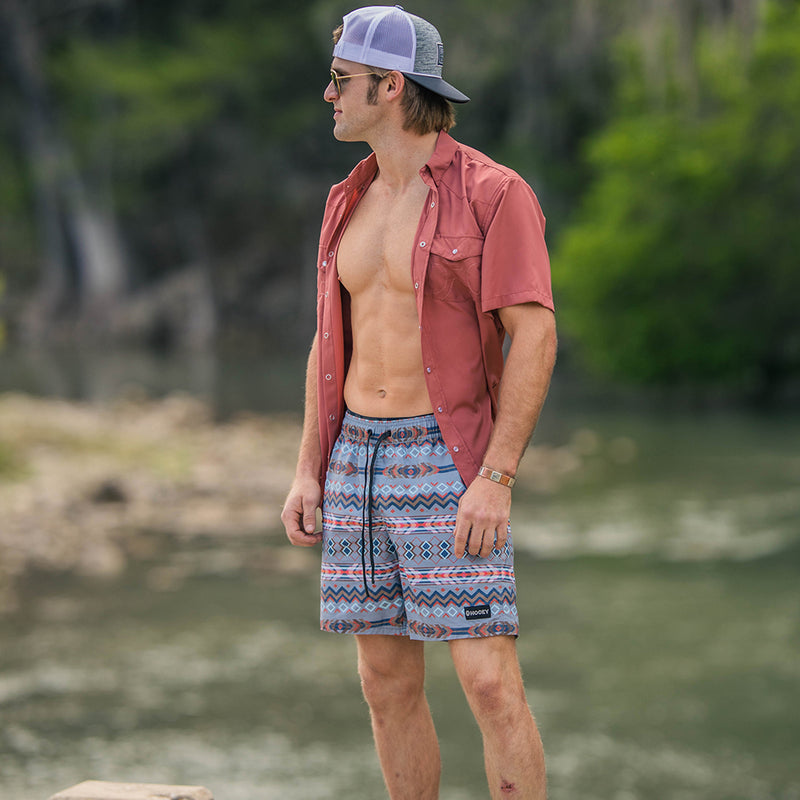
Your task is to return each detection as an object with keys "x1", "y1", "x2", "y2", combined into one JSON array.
[
  {"x1": 356, "y1": 634, "x2": 440, "y2": 800},
  {"x1": 449, "y1": 635, "x2": 546, "y2": 799}
]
